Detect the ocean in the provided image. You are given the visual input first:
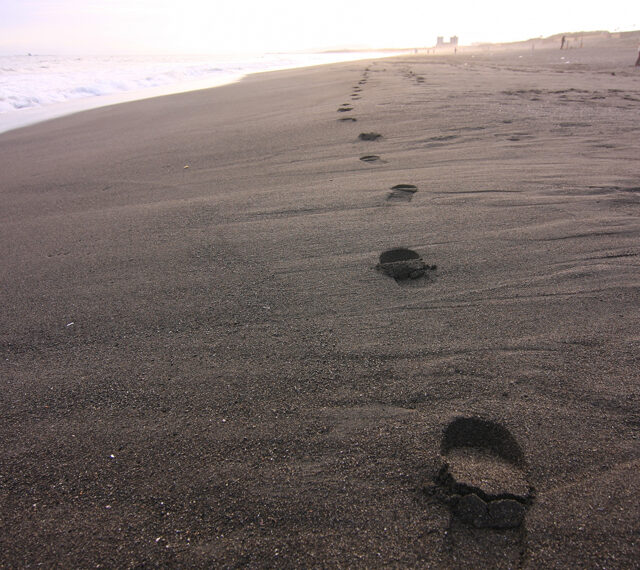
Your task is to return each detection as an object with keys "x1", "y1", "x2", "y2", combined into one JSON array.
[{"x1": 0, "y1": 51, "x2": 396, "y2": 134}]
